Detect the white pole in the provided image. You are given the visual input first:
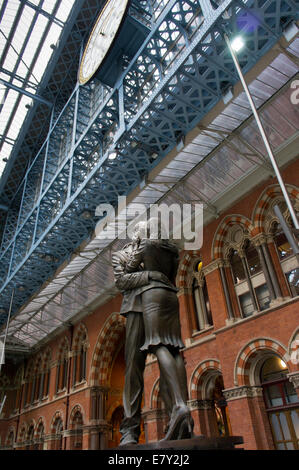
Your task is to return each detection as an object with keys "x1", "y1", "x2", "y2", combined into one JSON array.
[{"x1": 225, "y1": 34, "x2": 299, "y2": 230}]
